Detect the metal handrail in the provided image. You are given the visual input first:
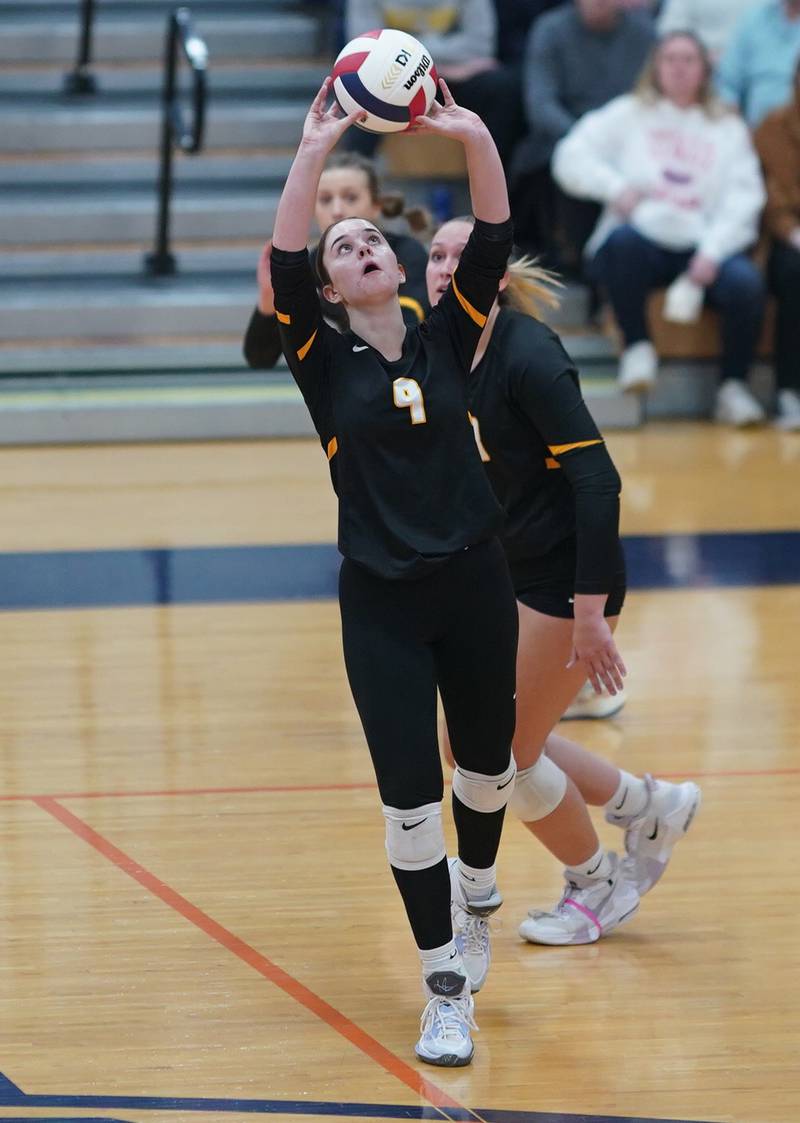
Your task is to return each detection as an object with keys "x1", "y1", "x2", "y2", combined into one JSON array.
[
  {"x1": 63, "y1": 0, "x2": 99, "y2": 95},
  {"x1": 144, "y1": 7, "x2": 208, "y2": 276}
]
